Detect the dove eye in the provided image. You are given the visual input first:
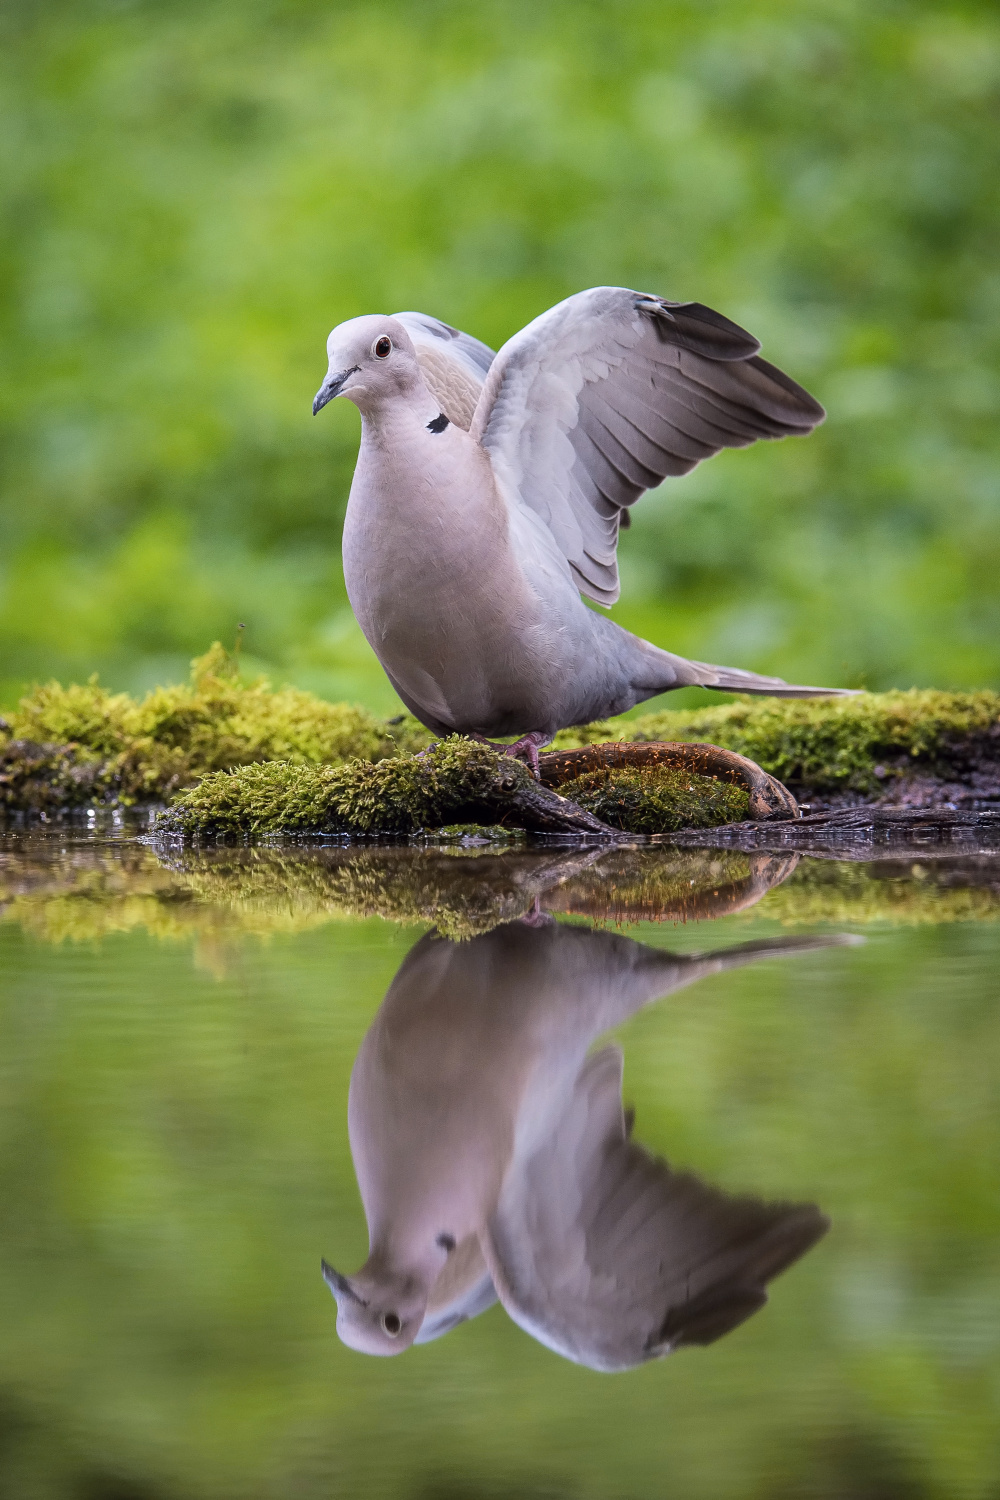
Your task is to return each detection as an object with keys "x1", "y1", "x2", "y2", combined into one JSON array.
[
  {"x1": 382, "y1": 1312, "x2": 401, "y2": 1336},
  {"x1": 373, "y1": 336, "x2": 392, "y2": 359}
]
